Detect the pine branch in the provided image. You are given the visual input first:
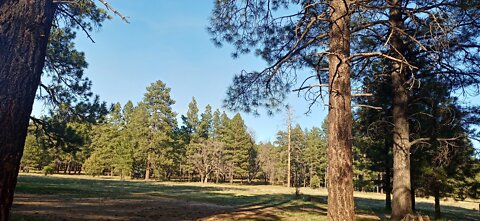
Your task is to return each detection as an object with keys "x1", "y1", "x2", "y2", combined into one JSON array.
[{"x1": 57, "y1": 6, "x2": 96, "y2": 43}]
